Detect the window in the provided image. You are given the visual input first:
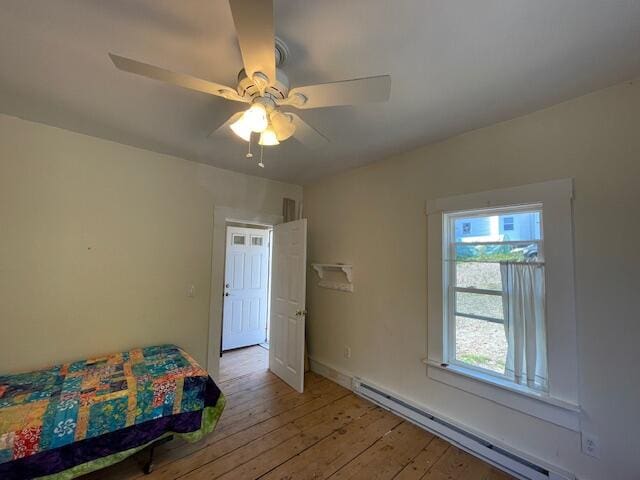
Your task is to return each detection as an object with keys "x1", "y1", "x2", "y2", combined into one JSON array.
[
  {"x1": 232, "y1": 234, "x2": 246, "y2": 245},
  {"x1": 251, "y1": 236, "x2": 264, "y2": 246},
  {"x1": 426, "y1": 180, "x2": 580, "y2": 430},
  {"x1": 445, "y1": 206, "x2": 545, "y2": 388}
]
